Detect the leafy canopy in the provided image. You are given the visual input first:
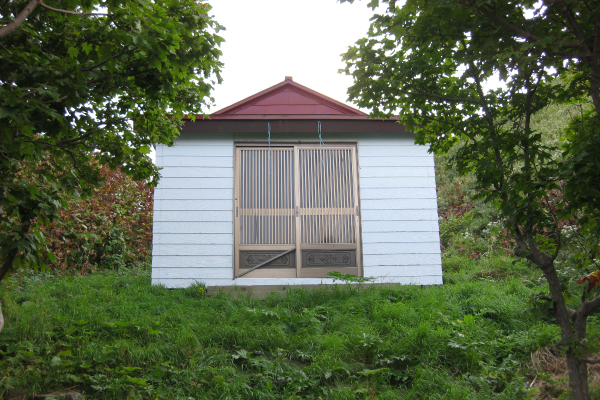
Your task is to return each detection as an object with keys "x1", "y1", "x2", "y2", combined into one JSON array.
[
  {"x1": 341, "y1": 0, "x2": 600, "y2": 398},
  {"x1": 0, "y1": 0, "x2": 223, "y2": 279}
]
